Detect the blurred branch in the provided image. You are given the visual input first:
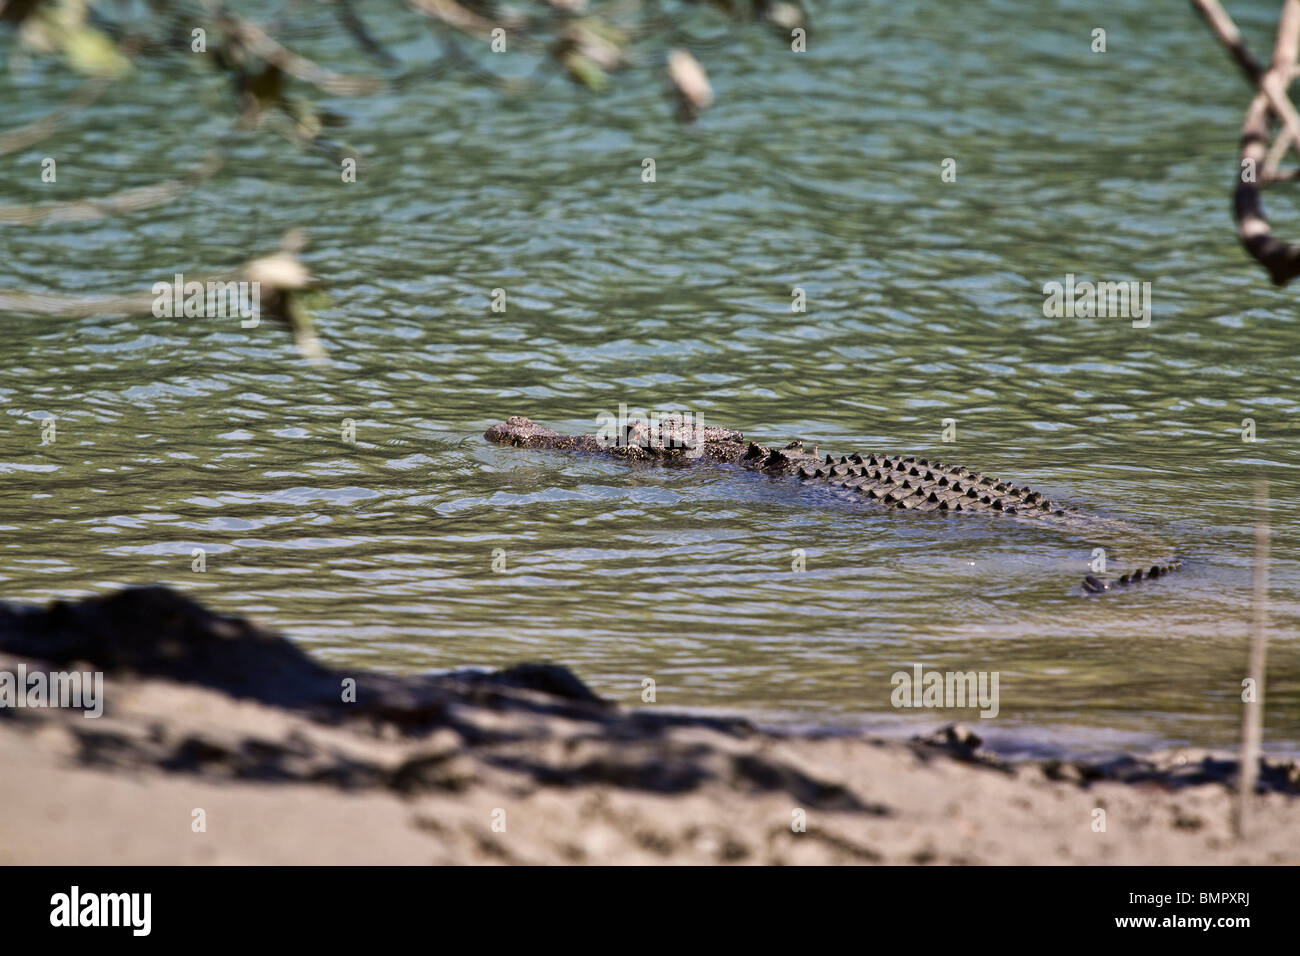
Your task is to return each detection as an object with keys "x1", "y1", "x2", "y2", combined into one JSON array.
[
  {"x1": 0, "y1": 229, "x2": 325, "y2": 361},
  {"x1": 205, "y1": 2, "x2": 384, "y2": 96},
  {"x1": 404, "y1": 0, "x2": 497, "y2": 39},
  {"x1": 0, "y1": 0, "x2": 804, "y2": 368},
  {"x1": 0, "y1": 75, "x2": 111, "y2": 156},
  {"x1": 1193, "y1": 0, "x2": 1300, "y2": 284},
  {"x1": 8, "y1": 0, "x2": 803, "y2": 125},
  {"x1": 1234, "y1": 479, "x2": 1270, "y2": 838},
  {"x1": 327, "y1": 0, "x2": 399, "y2": 67},
  {"x1": 0, "y1": 151, "x2": 222, "y2": 225}
]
